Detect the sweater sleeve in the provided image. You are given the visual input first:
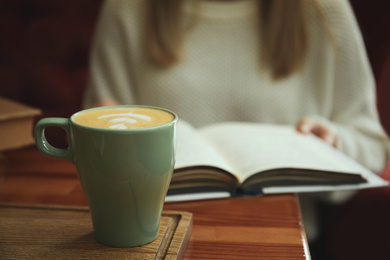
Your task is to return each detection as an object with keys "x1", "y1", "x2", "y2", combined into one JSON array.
[
  {"x1": 83, "y1": 0, "x2": 136, "y2": 108},
  {"x1": 322, "y1": 0, "x2": 390, "y2": 173}
]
